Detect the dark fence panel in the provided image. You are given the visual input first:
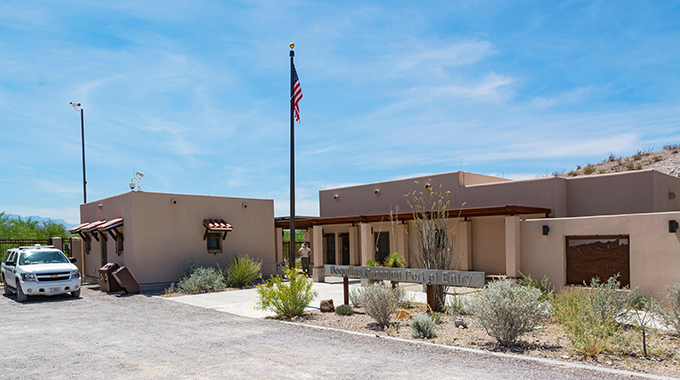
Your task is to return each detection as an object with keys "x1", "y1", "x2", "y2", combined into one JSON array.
[{"x1": 0, "y1": 238, "x2": 74, "y2": 257}]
